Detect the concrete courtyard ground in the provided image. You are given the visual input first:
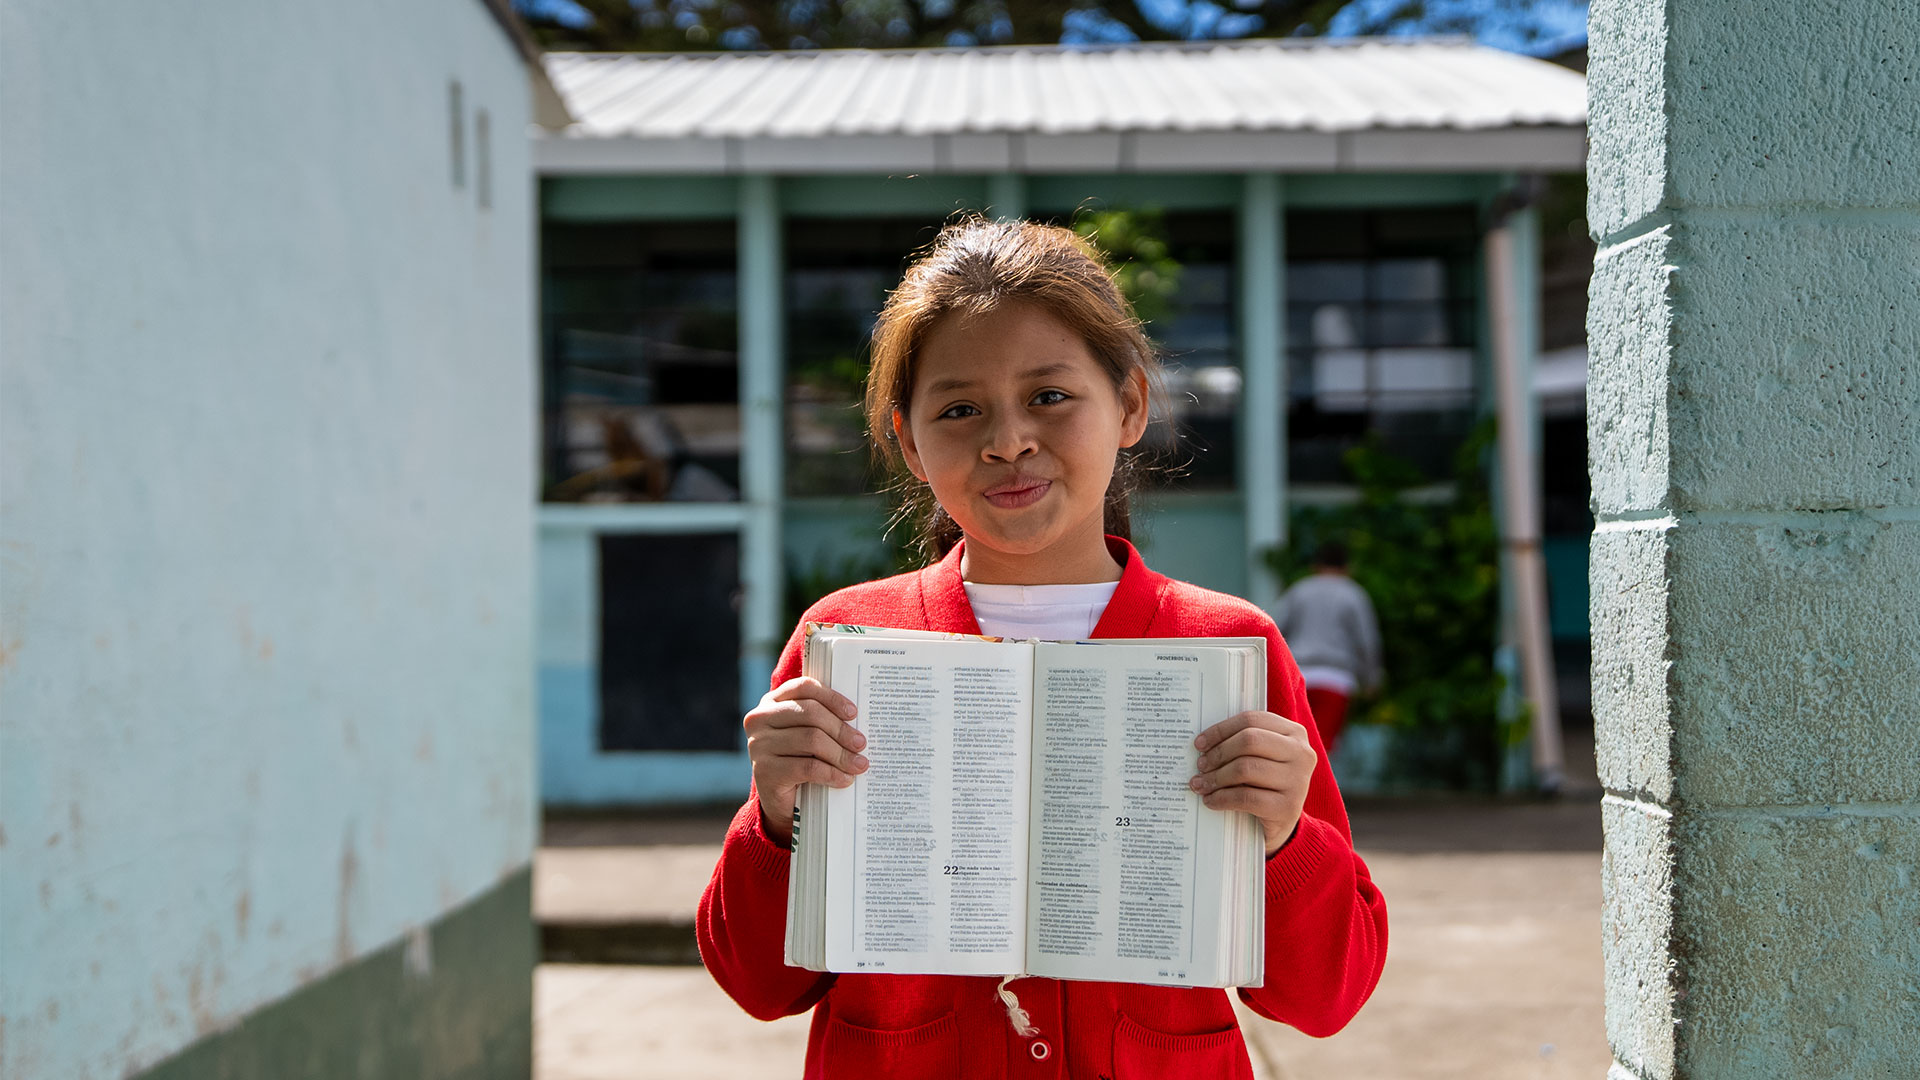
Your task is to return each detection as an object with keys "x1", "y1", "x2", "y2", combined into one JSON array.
[{"x1": 533, "y1": 734, "x2": 1607, "y2": 1080}]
